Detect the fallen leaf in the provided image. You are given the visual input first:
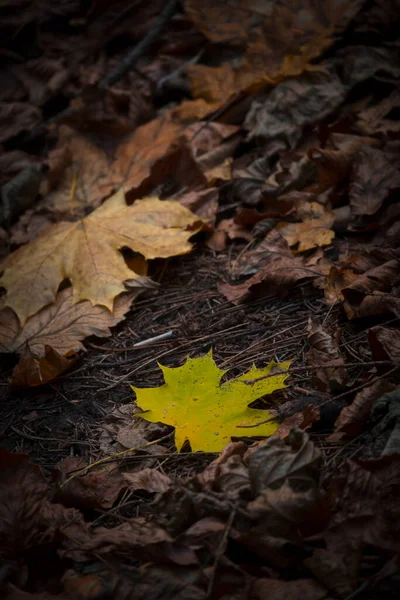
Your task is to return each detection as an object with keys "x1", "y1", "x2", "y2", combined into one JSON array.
[
  {"x1": 73, "y1": 518, "x2": 198, "y2": 566},
  {"x1": 327, "y1": 454, "x2": 400, "y2": 553},
  {"x1": 305, "y1": 317, "x2": 347, "y2": 391},
  {"x1": 251, "y1": 578, "x2": 331, "y2": 600},
  {"x1": 245, "y1": 70, "x2": 345, "y2": 150},
  {"x1": 276, "y1": 202, "x2": 335, "y2": 252},
  {"x1": 247, "y1": 430, "x2": 323, "y2": 536},
  {"x1": 329, "y1": 379, "x2": 395, "y2": 441},
  {"x1": 0, "y1": 449, "x2": 88, "y2": 562},
  {"x1": 349, "y1": 146, "x2": 400, "y2": 216},
  {"x1": 219, "y1": 230, "x2": 318, "y2": 304},
  {"x1": 53, "y1": 458, "x2": 126, "y2": 510},
  {"x1": 0, "y1": 190, "x2": 202, "y2": 325},
  {"x1": 10, "y1": 345, "x2": 79, "y2": 388},
  {"x1": 316, "y1": 266, "x2": 359, "y2": 305},
  {"x1": 182, "y1": 0, "x2": 362, "y2": 116},
  {"x1": 132, "y1": 350, "x2": 291, "y2": 452},
  {"x1": 368, "y1": 326, "x2": 400, "y2": 364},
  {"x1": 342, "y1": 260, "x2": 400, "y2": 306},
  {"x1": 274, "y1": 405, "x2": 321, "y2": 439},
  {"x1": 41, "y1": 116, "x2": 186, "y2": 216},
  {"x1": 0, "y1": 288, "x2": 139, "y2": 357},
  {"x1": 123, "y1": 469, "x2": 172, "y2": 494},
  {"x1": 0, "y1": 102, "x2": 41, "y2": 143}
]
